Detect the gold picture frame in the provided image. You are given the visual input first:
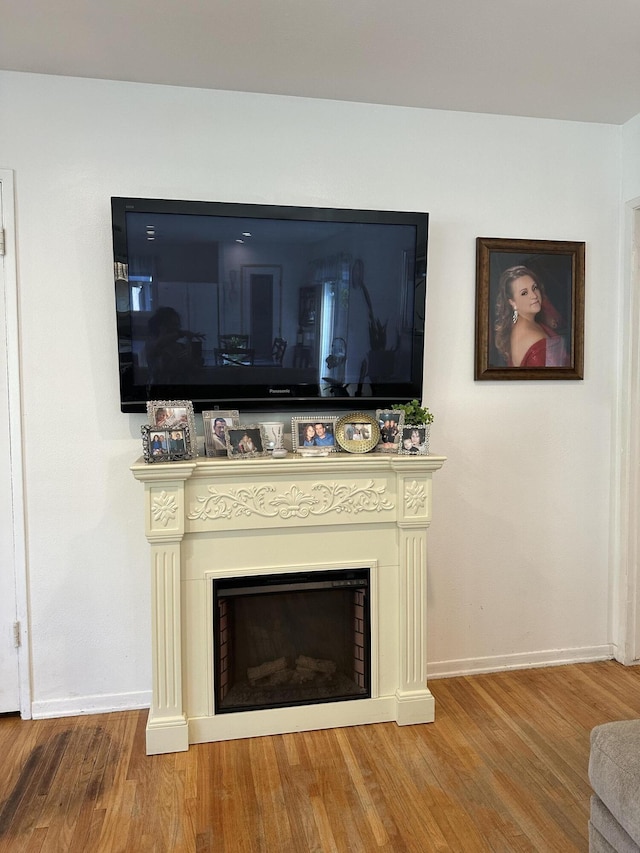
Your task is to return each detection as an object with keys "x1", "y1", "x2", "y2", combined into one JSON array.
[{"x1": 335, "y1": 412, "x2": 381, "y2": 454}]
